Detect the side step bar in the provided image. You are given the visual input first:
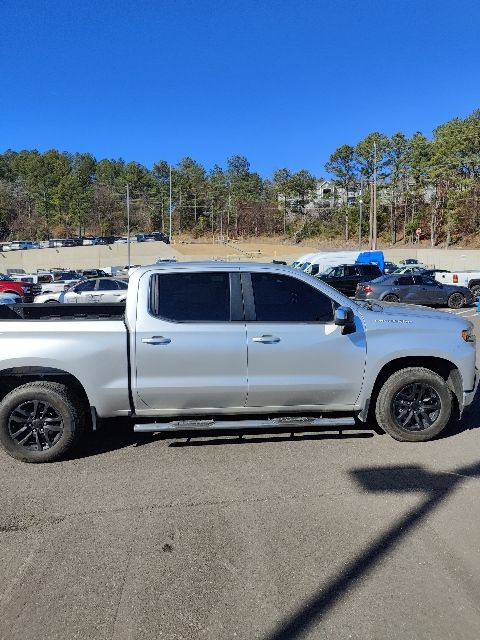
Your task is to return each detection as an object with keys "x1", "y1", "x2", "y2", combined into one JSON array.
[{"x1": 134, "y1": 416, "x2": 356, "y2": 433}]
